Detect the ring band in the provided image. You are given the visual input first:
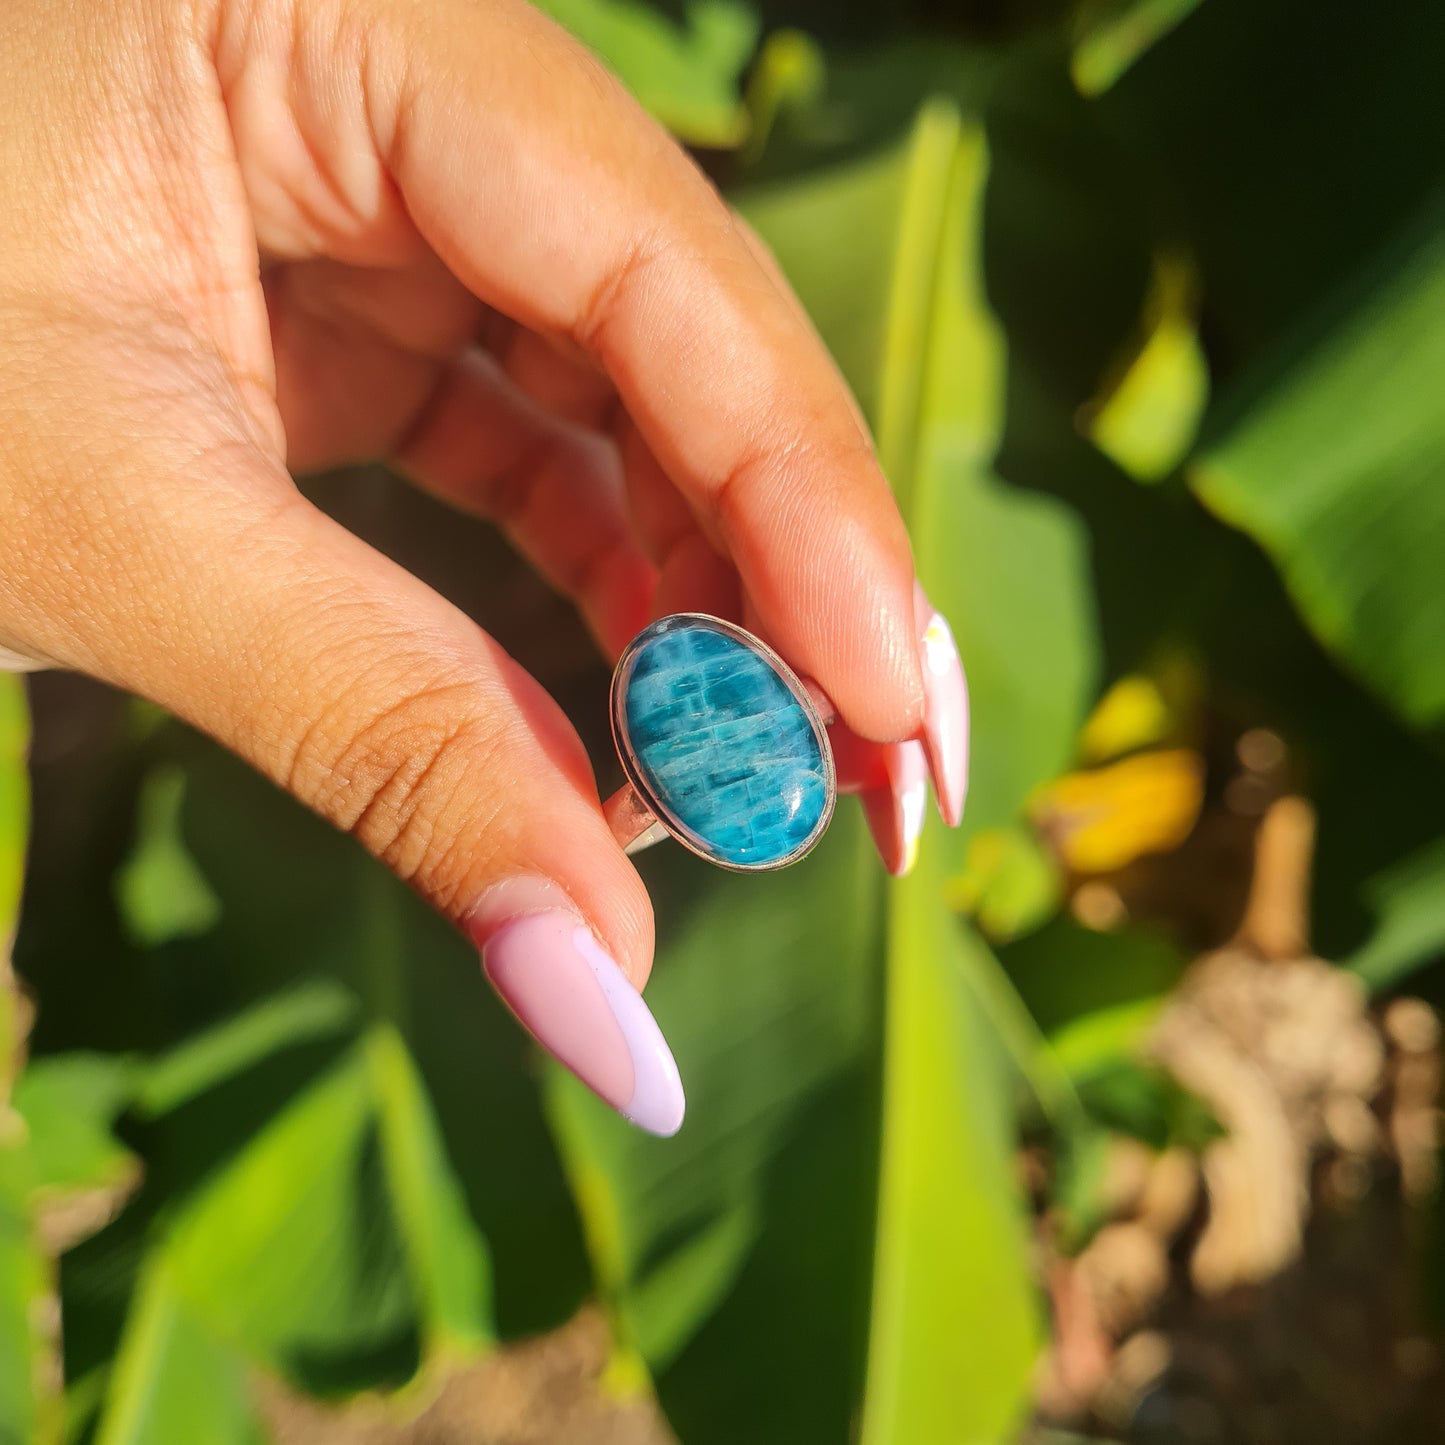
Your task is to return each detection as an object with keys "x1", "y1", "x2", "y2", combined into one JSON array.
[
  {"x1": 603, "y1": 614, "x2": 837, "y2": 872},
  {"x1": 603, "y1": 785, "x2": 673, "y2": 856}
]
